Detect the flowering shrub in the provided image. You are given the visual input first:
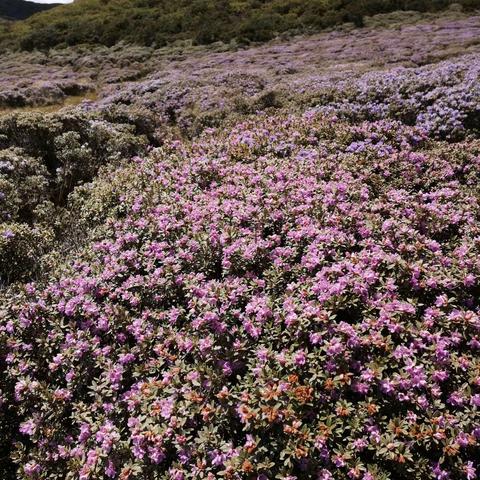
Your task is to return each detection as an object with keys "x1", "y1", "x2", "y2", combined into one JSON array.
[
  {"x1": 2, "y1": 12, "x2": 480, "y2": 129},
  {"x1": 93, "y1": 14, "x2": 480, "y2": 137},
  {"x1": 1, "y1": 111, "x2": 480, "y2": 479},
  {"x1": 2, "y1": 9, "x2": 480, "y2": 480},
  {"x1": 315, "y1": 54, "x2": 480, "y2": 140}
]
